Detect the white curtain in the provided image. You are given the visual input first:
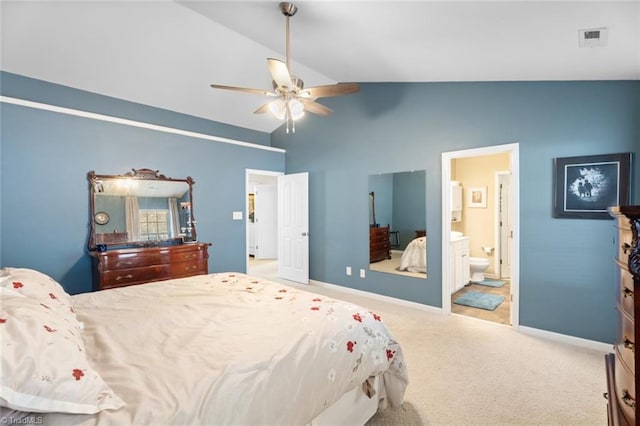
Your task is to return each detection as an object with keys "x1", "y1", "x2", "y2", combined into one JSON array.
[
  {"x1": 125, "y1": 196, "x2": 140, "y2": 242},
  {"x1": 168, "y1": 198, "x2": 180, "y2": 238}
]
